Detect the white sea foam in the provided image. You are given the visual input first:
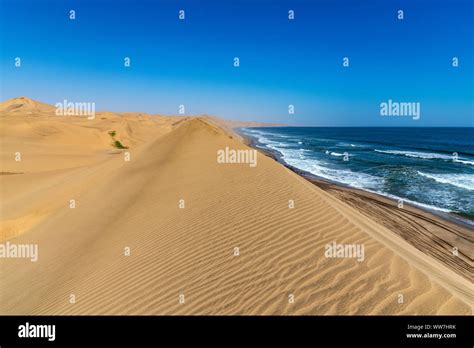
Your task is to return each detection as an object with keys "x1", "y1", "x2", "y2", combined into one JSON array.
[
  {"x1": 455, "y1": 159, "x2": 474, "y2": 166},
  {"x1": 374, "y1": 149, "x2": 474, "y2": 166},
  {"x1": 370, "y1": 190, "x2": 453, "y2": 213},
  {"x1": 323, "y1": 151, "x2": 352, "y2": 157},
  {"x1": 274, "y1": 148, "x2": 383, "y2": 191},
  {"x1": 374, "y1": 149, "x2": 452, "y2": 159},
  {"x1": 338, "y1": 142, "x2": 365, "y2": 148},
  {"x1": 417, "y1": 171, "x2": 474, "y2": 191}
]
